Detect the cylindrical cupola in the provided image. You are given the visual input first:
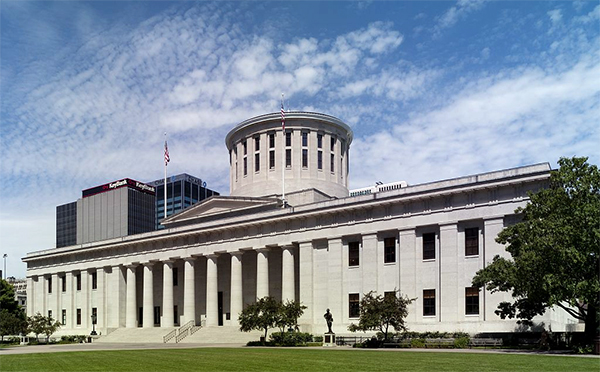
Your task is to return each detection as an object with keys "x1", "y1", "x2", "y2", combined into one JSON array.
[{"x1": 225, "y1": 111, "x2": 353, "y2": 199}]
